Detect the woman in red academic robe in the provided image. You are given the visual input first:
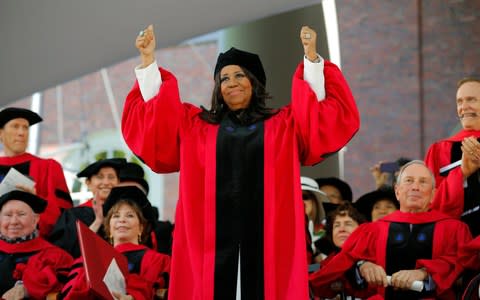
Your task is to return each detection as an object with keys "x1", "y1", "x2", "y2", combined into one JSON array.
[
  {"x1": 310, "y1": 202, "x2": 372, "y2": 300},
  {"x1": 122, "y1": 24, "x2": 359, "y2": 300},
  {"x1": 48, "y1": 158, "x2": 126, "y2": 258},
  {"x1": 59, "y1": 185, "x2": 170, "y2": 300},
  {"x1": 0, "y1": 190, "x2": 73, "y2": 300}
]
